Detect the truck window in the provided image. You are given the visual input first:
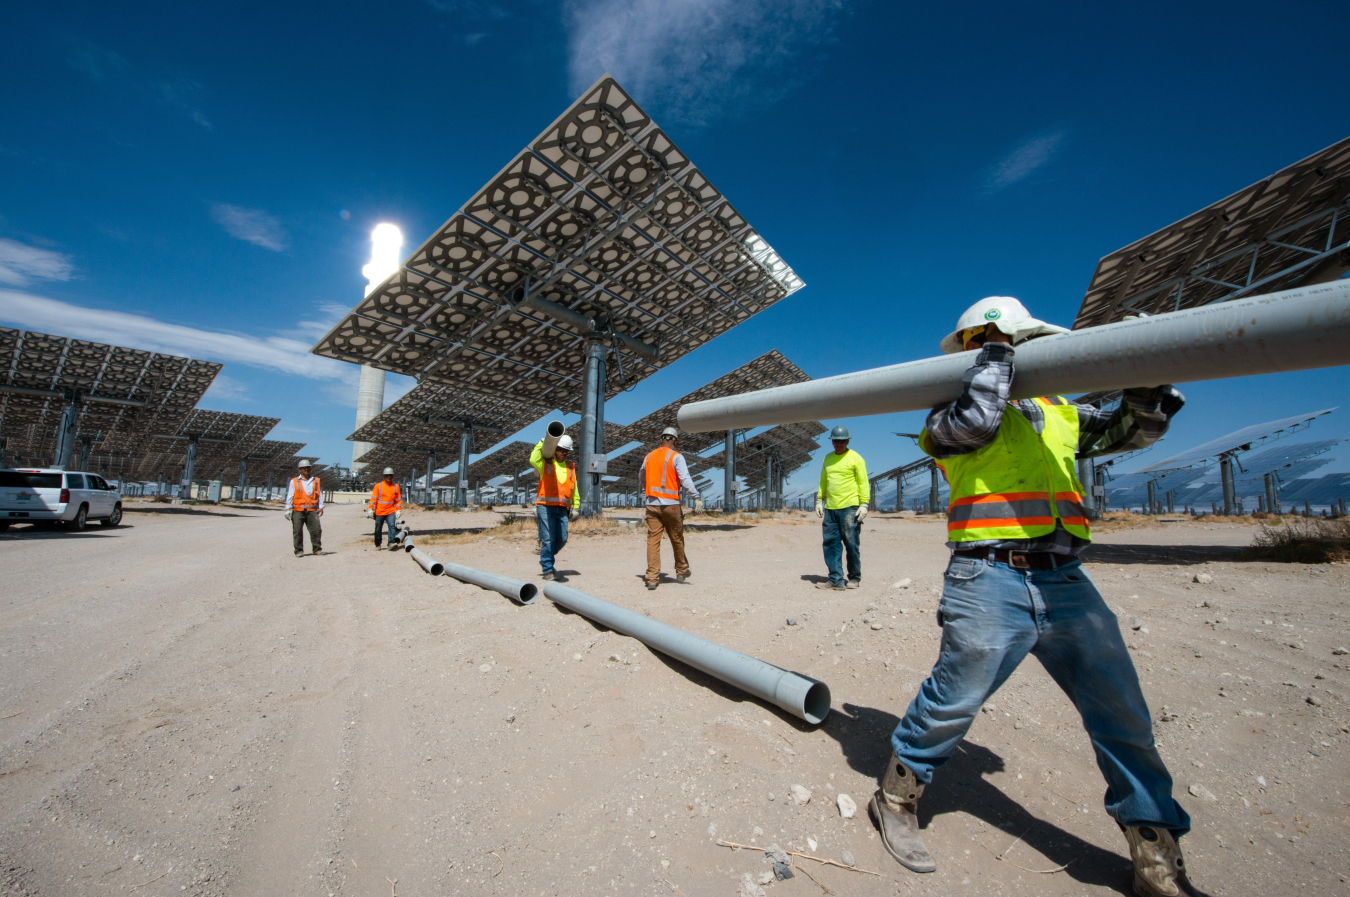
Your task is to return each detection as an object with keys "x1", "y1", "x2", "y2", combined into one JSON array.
[
  {"x1": 66, "y1": 473, "x2": 86, "y2": 488},
  {"x1": 0, "y1": 472, "x2": 63, "y2": 489}
]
